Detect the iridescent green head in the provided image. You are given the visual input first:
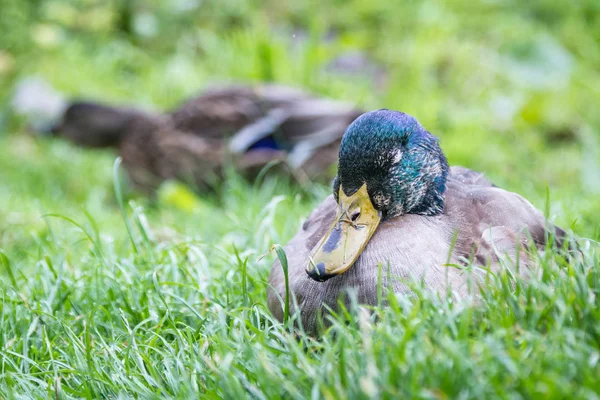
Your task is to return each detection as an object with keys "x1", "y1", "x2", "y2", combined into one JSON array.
[
  {"x1": 307, "y1": 109, "x2": 449, "y2": 282},
  {"x1": 334, "y1": 109, "x2": 449, "y2": 219}
]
